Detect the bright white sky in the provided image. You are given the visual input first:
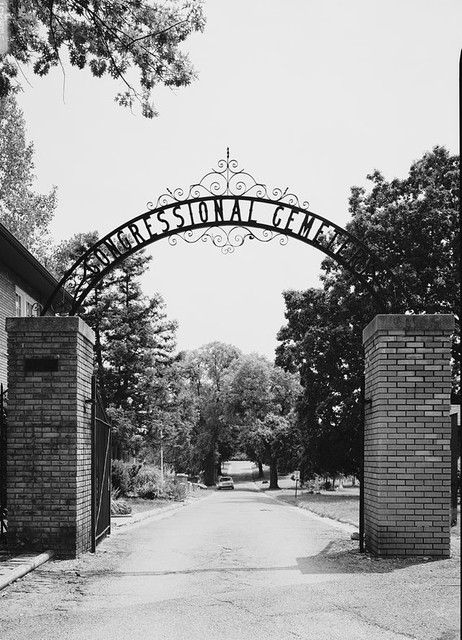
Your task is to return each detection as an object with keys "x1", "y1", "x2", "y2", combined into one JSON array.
[{"x1": 16, "y1": 0, "x2": 461, "y2": 360}]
